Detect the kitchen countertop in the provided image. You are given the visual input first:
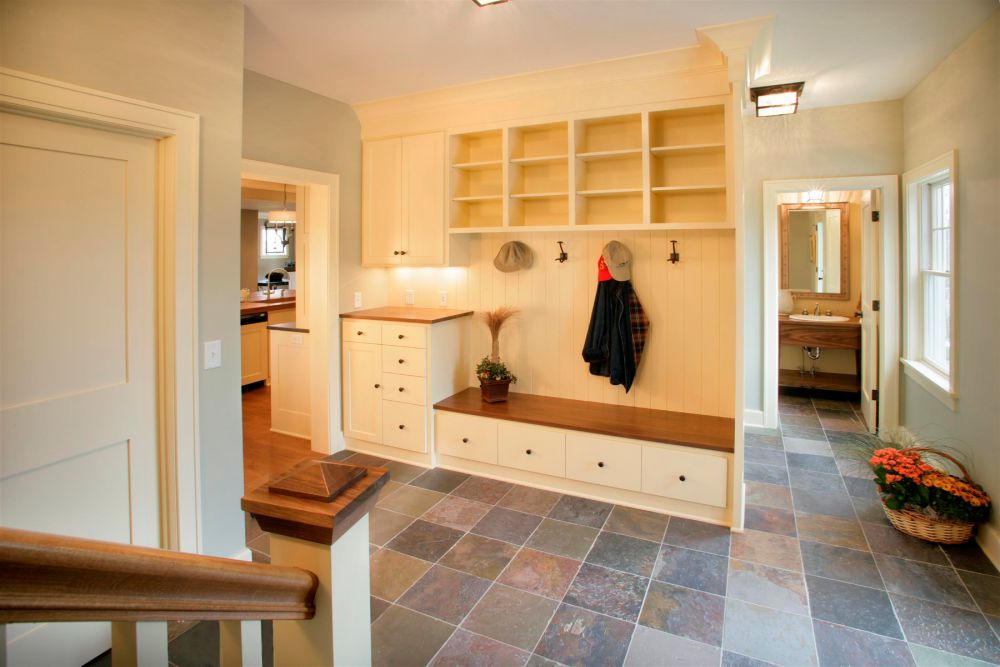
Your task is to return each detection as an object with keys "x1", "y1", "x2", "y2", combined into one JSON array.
[
  {"x1": 241, "y1": 290, "x2": 296, "y2": 315},
  {"x1": 268, "y1": 321, "x2": 309, "y2": 334},
  {"x1": 340, "y1": 306, "x2": 474, "y2": 324}
]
